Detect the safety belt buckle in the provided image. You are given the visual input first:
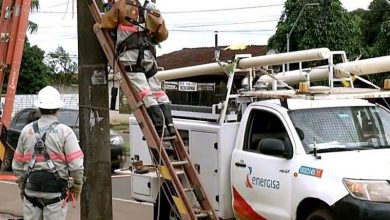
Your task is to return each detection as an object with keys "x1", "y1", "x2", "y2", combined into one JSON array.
[{"x1": 36, "y1": 198, "x2": 45, "y2": 207}]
